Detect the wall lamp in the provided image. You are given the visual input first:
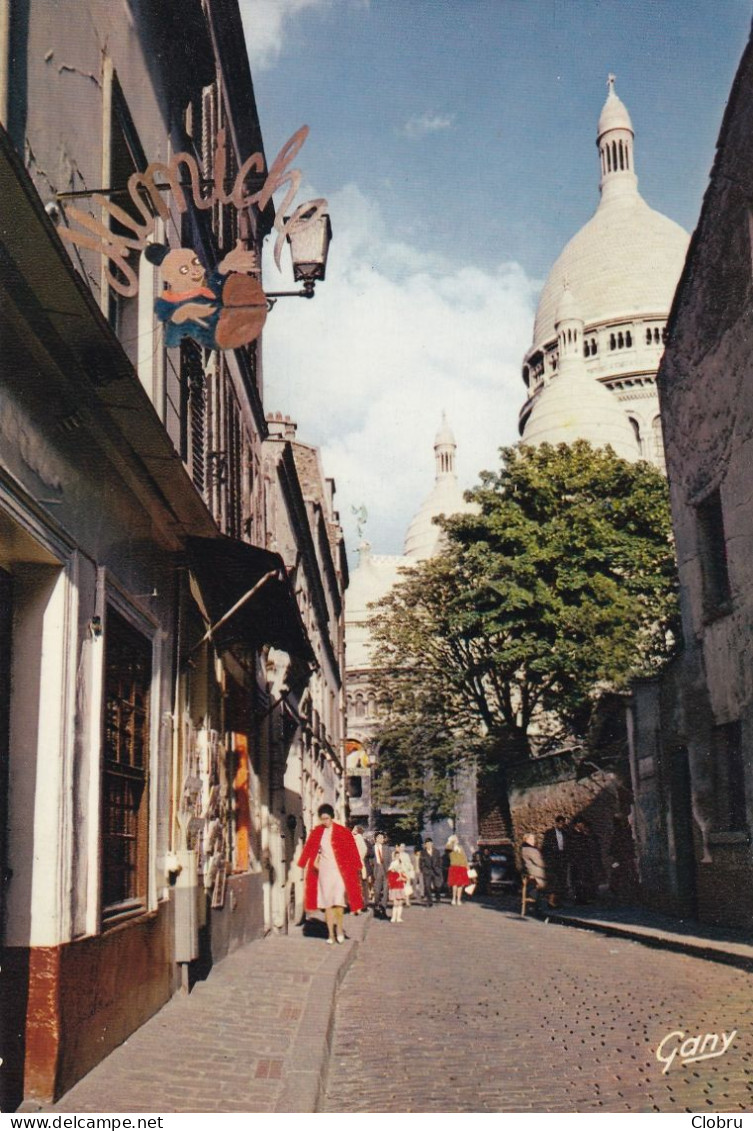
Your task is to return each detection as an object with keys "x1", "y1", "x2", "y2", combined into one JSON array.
[{"x1": 266, "y1": 210, "x2": 332, "y2": 309}]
